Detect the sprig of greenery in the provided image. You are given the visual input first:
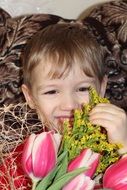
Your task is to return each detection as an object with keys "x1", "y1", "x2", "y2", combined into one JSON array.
[{"x1": 63, "y1": 87, "x2": 121, "y2": 174}]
